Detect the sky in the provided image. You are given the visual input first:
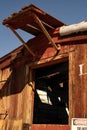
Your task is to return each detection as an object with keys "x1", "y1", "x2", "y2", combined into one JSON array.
[{"x1": 0, "y1": 0, "x2": 87, "y2": 58}]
